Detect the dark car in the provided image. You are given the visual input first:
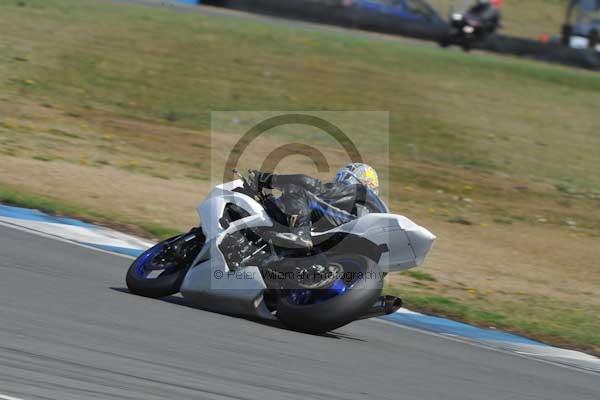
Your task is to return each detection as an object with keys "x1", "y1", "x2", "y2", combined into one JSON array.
[
  {"x1": 200, "y1": 0, "x2": 447, "y2": 41},
  {"x1": 349, "y1": 0, "x2": 444, "y2": 23},
  {"x1": 562, "y1": 0, "x2": 600, "y2": 52}
]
